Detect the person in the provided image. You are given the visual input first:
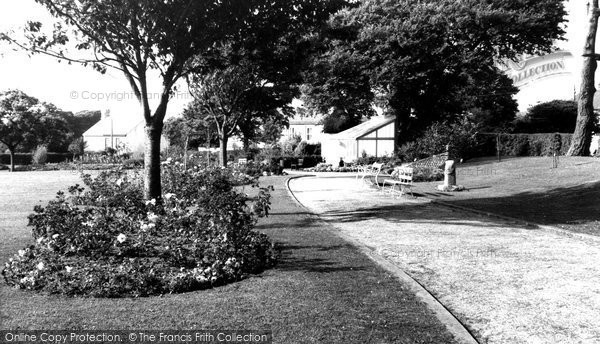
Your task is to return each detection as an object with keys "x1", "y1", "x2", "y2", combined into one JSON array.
[{"x1": 339, "y1": 157, "x2": 345, "y2": 167}]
